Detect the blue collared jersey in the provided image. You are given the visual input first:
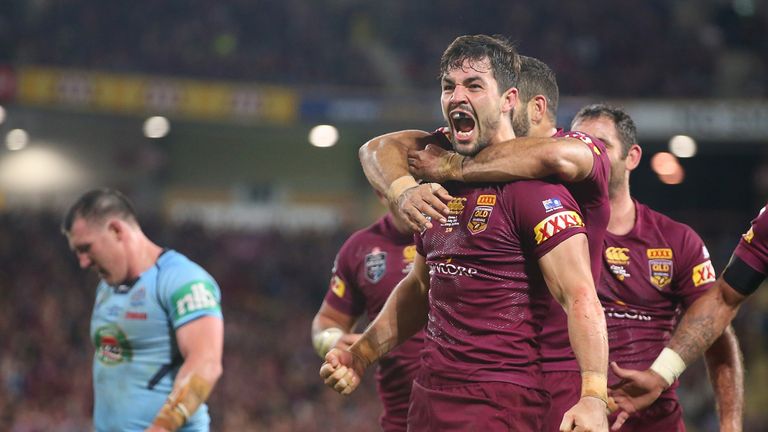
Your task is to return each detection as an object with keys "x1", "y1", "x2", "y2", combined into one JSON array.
[{"x1": 90, "y1": 250, "x2": 222, "y2": 432}]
